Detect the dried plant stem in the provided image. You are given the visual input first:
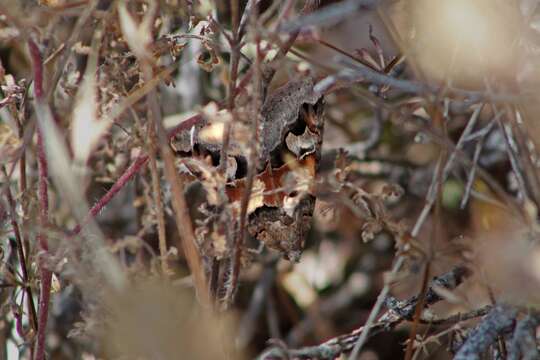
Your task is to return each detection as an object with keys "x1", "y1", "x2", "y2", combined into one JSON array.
[
  {"x1": 147, "y1": 125, "x2": 170, "y2": 275},
  {"x1": 405, "y1": 125, "x2": 448, "y2": 360},
  {"x1": 426, "y1": 306, "x2": 492, "y2": 326},
  {"x1": 70, "y1": 115, "x2": 203, "y2": 237},
  {"x1": 16, "y1": 100, "x2": 33, "y2": 297},
  {"x1": 70, "y1": 154, "x2": 149, "y2": 236},
  {"x1": 219, "y1": 0, "x2": 241, "y2": 176},
  {"x1": 404, "y1": 261, "x2": 431, "y2": 360},
  {"x1": 35, "y1": 135, "x2": 51, "y2": 353},
  {"x1": 215, "y1": 0, "x2": 244, "y2": 307},
  {"x1": 223, "y1": 5, "x2": 261, "y2": 308},
  {"x1": 48, "y1": 0, "x2": 98, "y2": 99},
  {"x1": 511, "y1": 107, "x2": 540, "y2": 206},
  {"x1": 350, "y1": 144, "x2": 449, "y2": 359},
  {"x1": 213, "y1": 0, "x2": 241, "y2": 299},
  {"x1": 28, "y1": 38, "x2": 52, "y2": 360},
  {"x1": 405, "y1": 114, "x2": 523, "y2": 218},
  {"x1": 317, "y1": 38, "x2": 379, "y2": 72},
  {"x1": 461, "y1": 136, "x2": 485, "y2": 209},
  {"x1": 142, "y1": 63, "x2": 210, "y2": 305},
  {"x1": 223, "y1": 2, "x2": 321, "y2": 306},
  {"x1": 15, "y1": 93, "x2": 28, "y2": 214},
  {"x1": 338, "y1": 58, "x2": 522, "y2": 103},
  {"x1": 223, "y1": 135, "x2": 258, "y2": 304},
  {"x1": 279, "y1": 0, "x2": 379, "y2": 33},
  {"x1": 222, "y1": 3, "x2": 263, "y2": 309},
  {"x1": 348, "y1": 255, "x2": 405, "y2": 359},
  {"x1": 260, "y1": 266, "x2": 471, "y2": 359},
  {"x1": 348, "y1": 104, "x2": 499, "y2": 359},
  {"x1": 2, "y1": 167, "x2": 38, "y2": 331},
  {"x1": 237, "y1": 262, "x2": 277, "y2": 348},
  {"x1": 497, "y1": 116, "x2": 529, "y2": 201},
  {"x1": 262, "y1": 0, "x2": 320, "y2": 86}
]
